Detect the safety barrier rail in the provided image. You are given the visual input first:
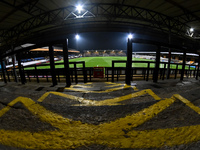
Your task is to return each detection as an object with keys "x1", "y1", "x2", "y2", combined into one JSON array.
[
  {"x1": 0, "y1": 60, "x2": 199, "y2": 83},
  {"x1": 105, "y1": 60, "x2": 198, "y2": 82}
]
